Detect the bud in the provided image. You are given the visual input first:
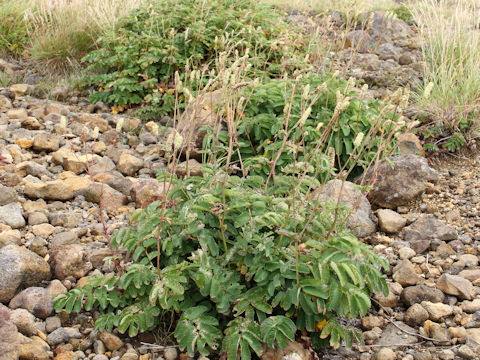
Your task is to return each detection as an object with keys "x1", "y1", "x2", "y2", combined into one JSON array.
[
  {"x1": 60, "y1": 116, "x2": 67, "y2": 129},
  {"x1": 115, "y1": 118, "x2": 124, "y2": 133},
  {"x1": 353, "y1": 132, "x2": 364, "y2": 148}
]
